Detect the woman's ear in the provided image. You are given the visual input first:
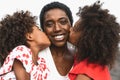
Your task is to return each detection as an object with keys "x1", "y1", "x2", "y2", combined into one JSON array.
[
  {"x1": 70, "y1": 27, "x2": 73, "y2": 32},
  {"x1": 70, "y1": 27, "x2": 72, "y2": 31},
  {"x1": 26, "y1": 33, "x2": 33, "y2": 41}
]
